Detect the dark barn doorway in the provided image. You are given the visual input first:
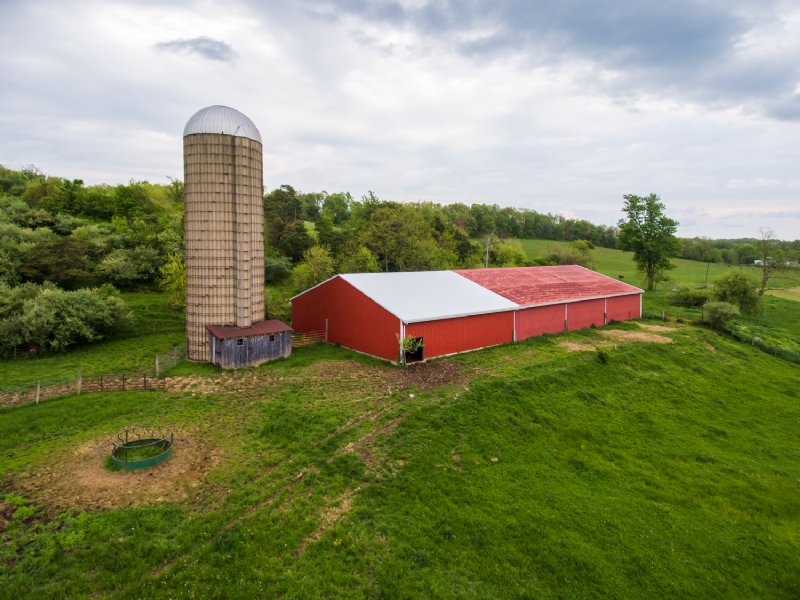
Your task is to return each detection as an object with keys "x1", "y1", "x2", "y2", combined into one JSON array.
[{"x1": 405, "y1": 337, "x2": 424, "y2": 363}]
